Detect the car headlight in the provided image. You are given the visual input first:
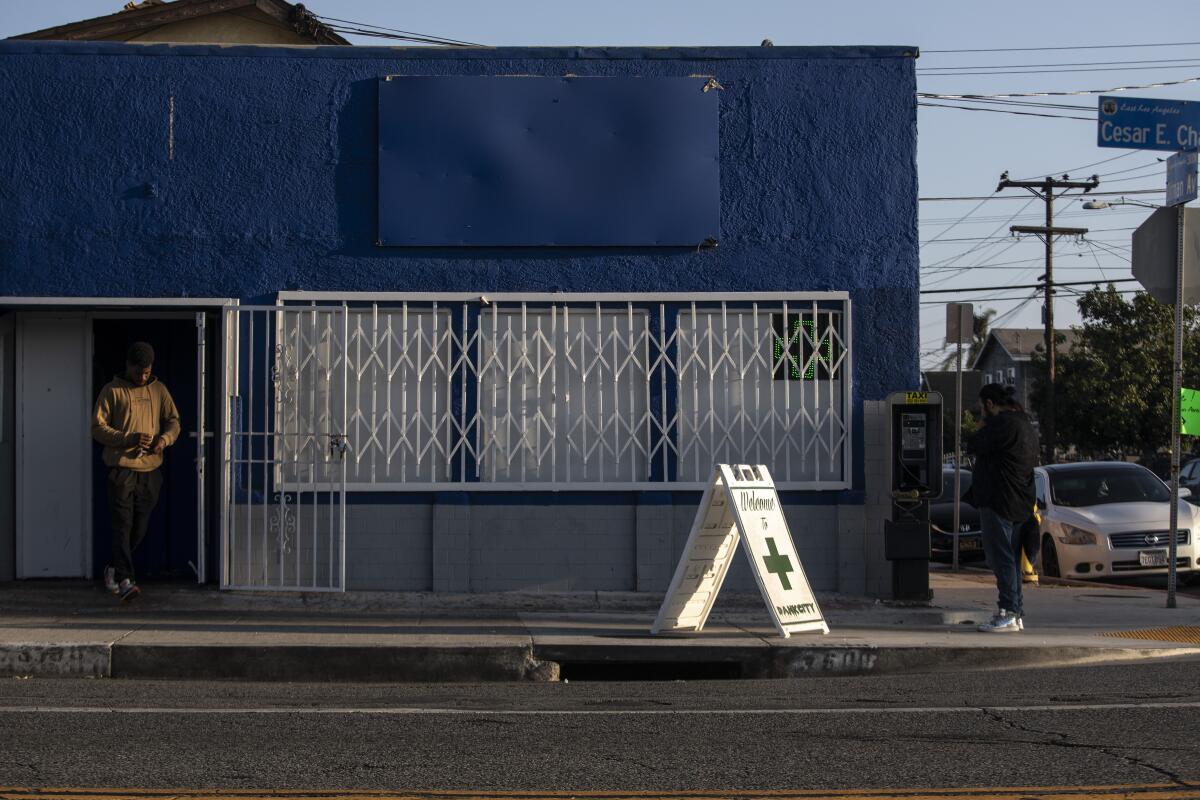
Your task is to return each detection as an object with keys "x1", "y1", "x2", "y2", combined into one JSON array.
[{"x1": 1057, "y1": 524, "x2": 1096, "y2": 545}]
